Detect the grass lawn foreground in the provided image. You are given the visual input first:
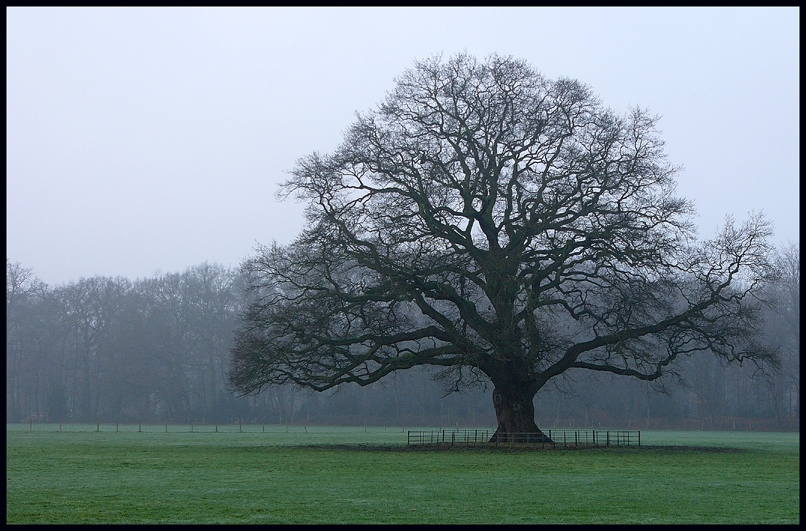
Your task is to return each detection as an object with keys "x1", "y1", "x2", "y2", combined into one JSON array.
[{"x1": 5, "y1": 425, "x2": 800, "y2": 524}]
